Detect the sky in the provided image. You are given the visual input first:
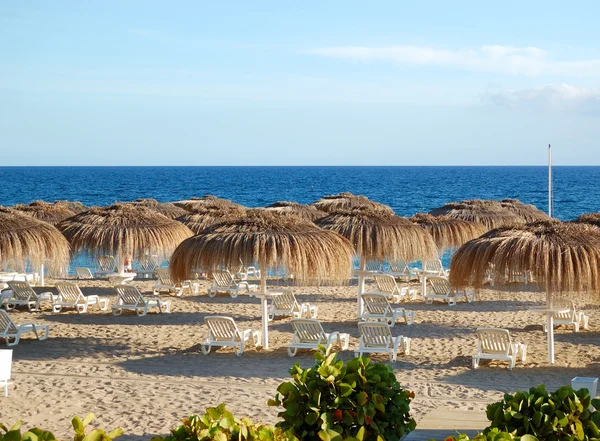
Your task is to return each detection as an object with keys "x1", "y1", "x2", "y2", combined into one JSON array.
[{"x1": 1, "y1": 1, "x2": 599, "y2": 166}]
